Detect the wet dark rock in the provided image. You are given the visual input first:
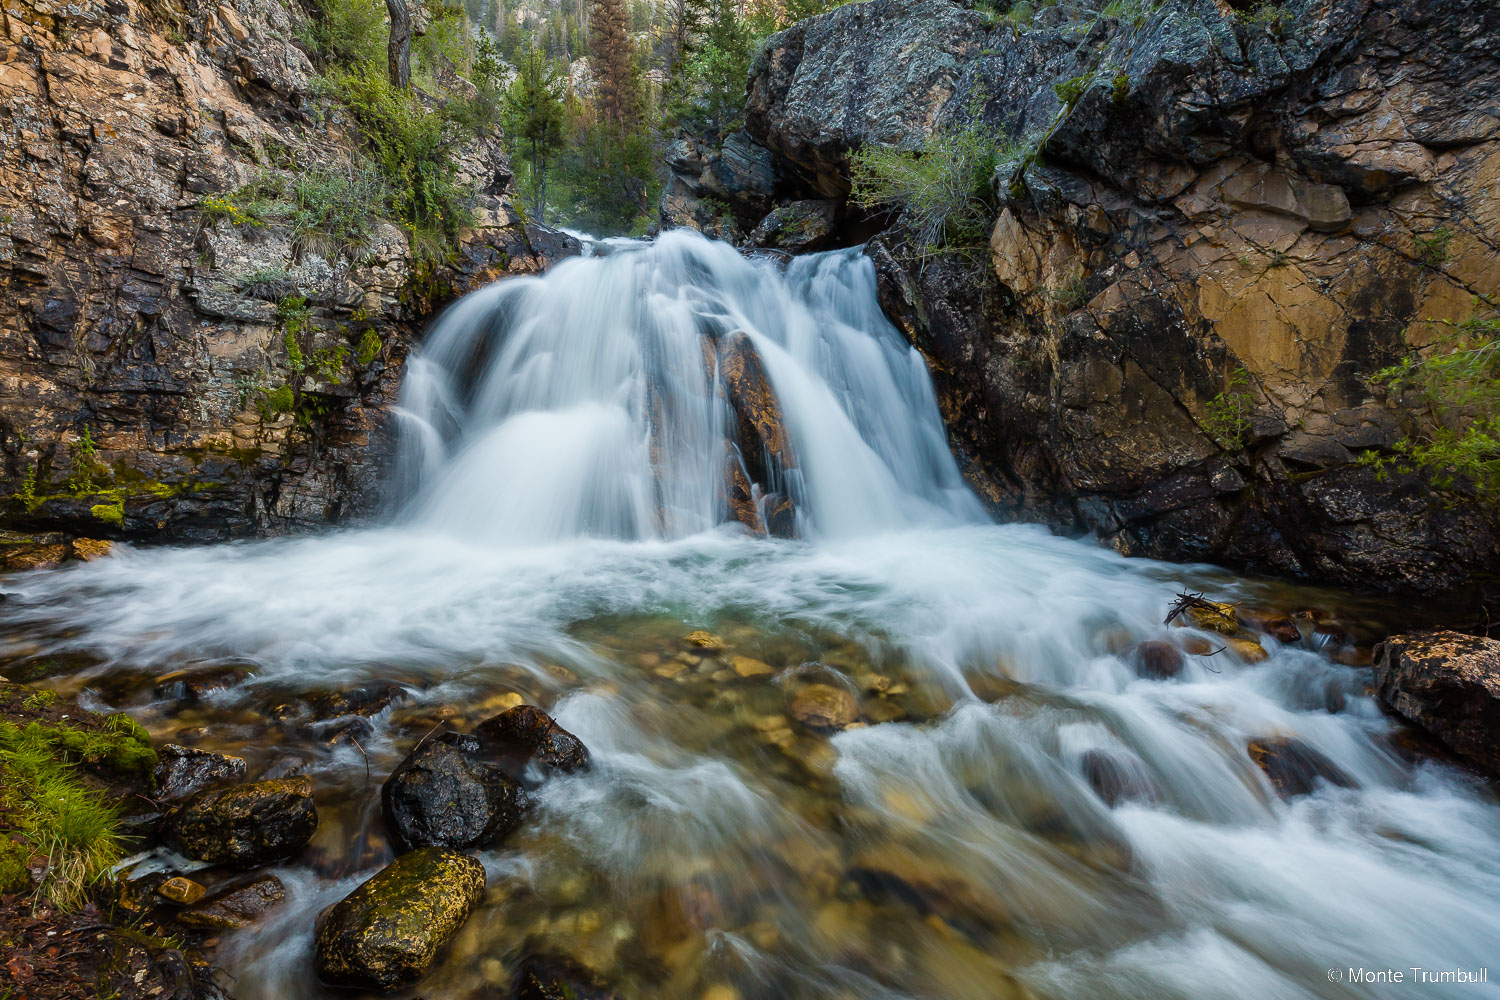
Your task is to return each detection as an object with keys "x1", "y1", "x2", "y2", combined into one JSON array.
[
  {"x1": 153, "y1": 665, "x2": 254, "y2": 702},
  {"x1": 153, "y1": 744, "x2": 247, "y2": 801},
  {"x1": 718, "y1": 331, "x2": 799, "y2": 538},
  {"x1": 314, "y1": 847, "x2": 486, "y2": 991},
  {"x1": 177, "y1": 874, "x2": 286, "y2": 930},
  {"x1": 382, "y1": 732, "x2": 528, "y2": 853},
  {"x1": 1247, "y1": 737, "x2": 1355, "y2": 799},
  {"x1": 315, "y1": 715, "x2": 375, "y2": 747},
  {"x1": 306, "y1": 683, "x2": 408, "y2": 720},
  {"x1": 1260, "y1": 618, "x2": 1303, "y2": 644},
  {"x1": 473, "y1": 705, "x2": 591, "y2": 774},
  {"x1": 512, "y1": 954, "x2": 617, "y2": 1000},
  {"x1": 1373, "y1": 631, "x2": 1500, "y2": 774},
  {"x1": 749, "y1": 199, "x2": 838, "y2": 254},
  {"x1": 1080, "y1": 749, "x2": 1158, "y2": 807},
  {"x1": 788, "y1": 683, "x2": 858, "y2": 733},
  {"x1": 1312, "y1": 623, "x2": 1354, "y2": 649},
  {"x1": 166, "y1": 776, "x2": 318, "y2": 868},
  {"x1": 1129, "y1": 641, "x2": 1183, "y2": 680}
]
